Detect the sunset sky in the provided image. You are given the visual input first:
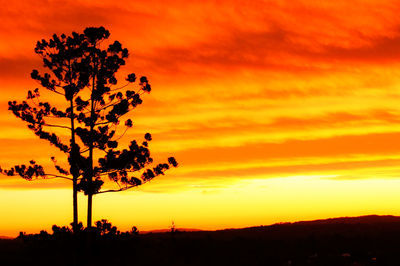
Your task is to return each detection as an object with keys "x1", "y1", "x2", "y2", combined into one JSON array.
[{"x1": 2, "y1": 0, "x2": 400, "y2": 237}]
